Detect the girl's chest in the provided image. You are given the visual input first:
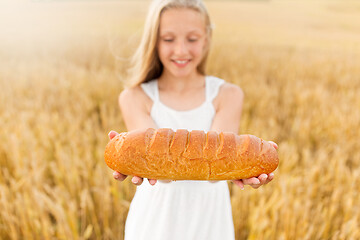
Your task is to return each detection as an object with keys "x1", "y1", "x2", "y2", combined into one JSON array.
[{"x1": 159, "y1": 90, "x2": 206, "y2": 112}]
